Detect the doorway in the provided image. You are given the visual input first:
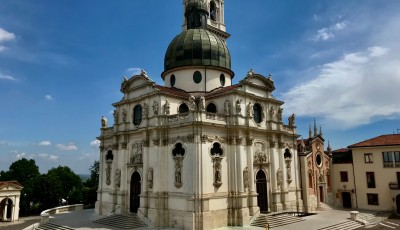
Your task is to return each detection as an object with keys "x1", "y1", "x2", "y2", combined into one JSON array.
[
  {"x1": 342, "y1": 192, "x2": 352, "y2": 208},
  {"x1": 130, "y1": 171, "x2": 141, "y2": 213},
  {"x1": 396, "y1": 195, "x2": 400, "y2": 214},
  {"x1": 319, "y1": 186, "x2": 324, "y2": 202},
  {"x1": 256, "y1": 170, "x2": 268, "y2": 213}
]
